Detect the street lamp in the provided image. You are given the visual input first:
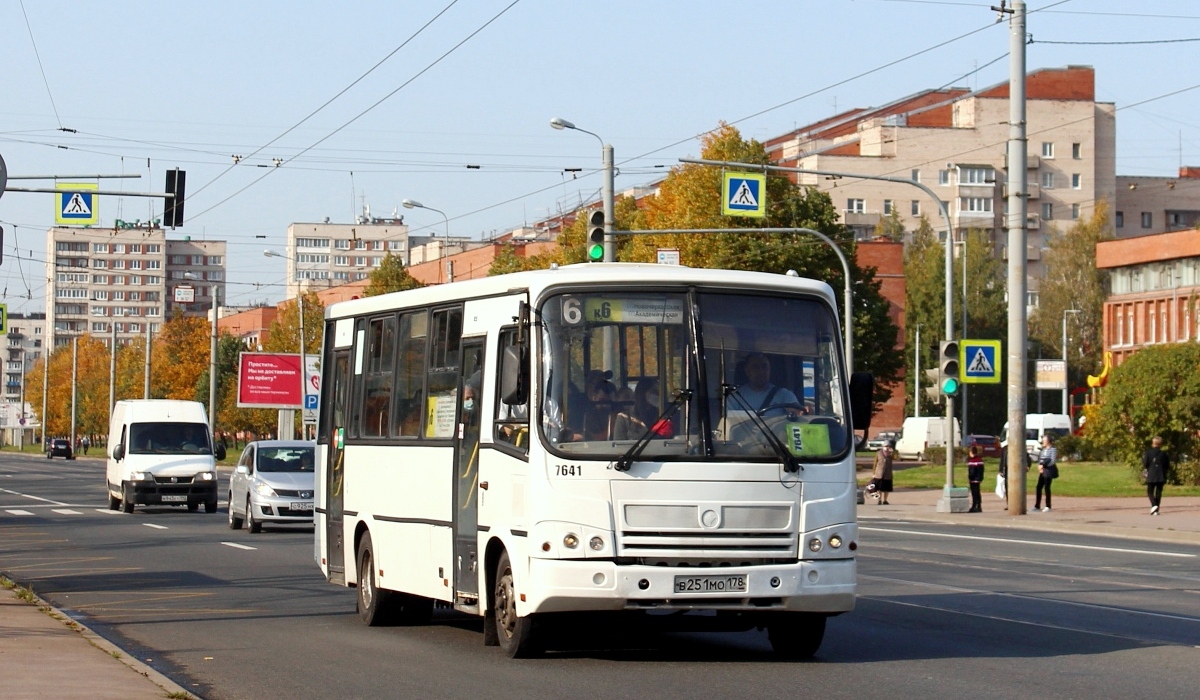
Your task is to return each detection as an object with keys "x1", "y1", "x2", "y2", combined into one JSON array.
[
  {"x1": 401, "y1": 199, "x2": 449, "y2": 238},
  {"x1": 550, "y1": 117, "x2": 615, "y2": 262},
  {"x1": 1062, "y1": 308, "x2": 1081, "y2": 417},
  {"x1": 265, "y1": 250, "x2": 307, "y2": 437},
  {"x1": 184, "y1": 271, "x2": 220, "y2": 433}
]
